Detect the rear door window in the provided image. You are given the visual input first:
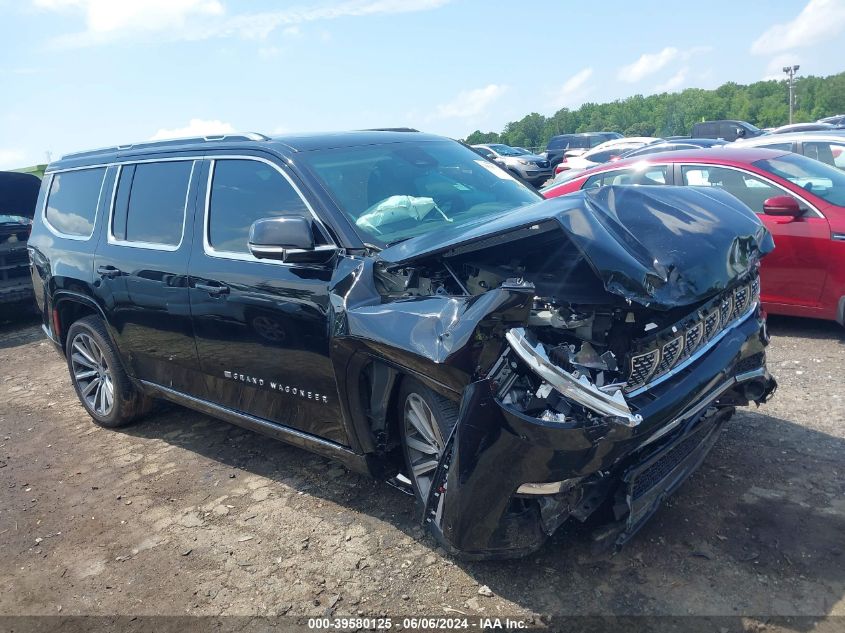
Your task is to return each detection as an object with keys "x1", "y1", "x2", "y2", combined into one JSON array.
[
  {"x1": 680, "y1": 165, "x2": 794, "y2": 213},
  {"x1": 45, "y1": 168, "x2": 106, "y2": 238},
  {"x1": 547, "y1": 137, "x2": 569, "y2": 150},
  {"x1": 756, "y1": 142, "x2": 794, "y2": 152},
  {"x1": 111, "y1": 161, "x2": 194, "y2": 248},
  {"x1": 583, "y1": 165, "x2": 670, "y2": 188},
  {"x1": 718, "y1": 123, "x2": 736, "y2": 140},
  {"x1": 803, "y1": 141, "x2": 845, "y2": 169}
]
